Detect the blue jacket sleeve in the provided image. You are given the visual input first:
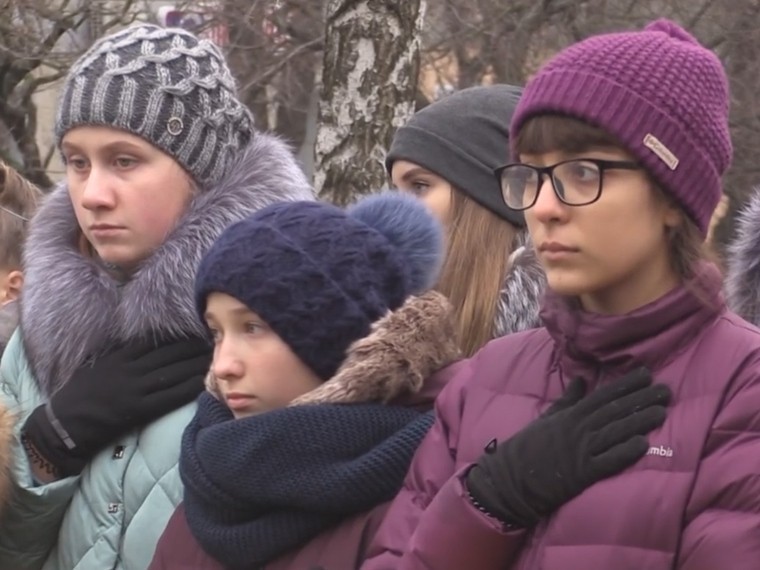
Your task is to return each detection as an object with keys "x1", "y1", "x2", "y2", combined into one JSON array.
[{"x1": 0, "y1": 330, "x2": 79, "y2": 570}]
